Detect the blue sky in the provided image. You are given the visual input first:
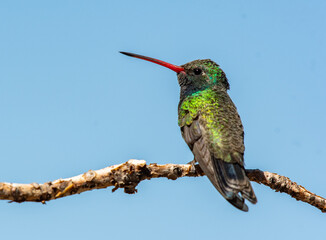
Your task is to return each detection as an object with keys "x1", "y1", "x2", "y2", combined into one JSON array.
[{"x1": 1, "y1": 1, "x2": 325, "y2": 239}]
